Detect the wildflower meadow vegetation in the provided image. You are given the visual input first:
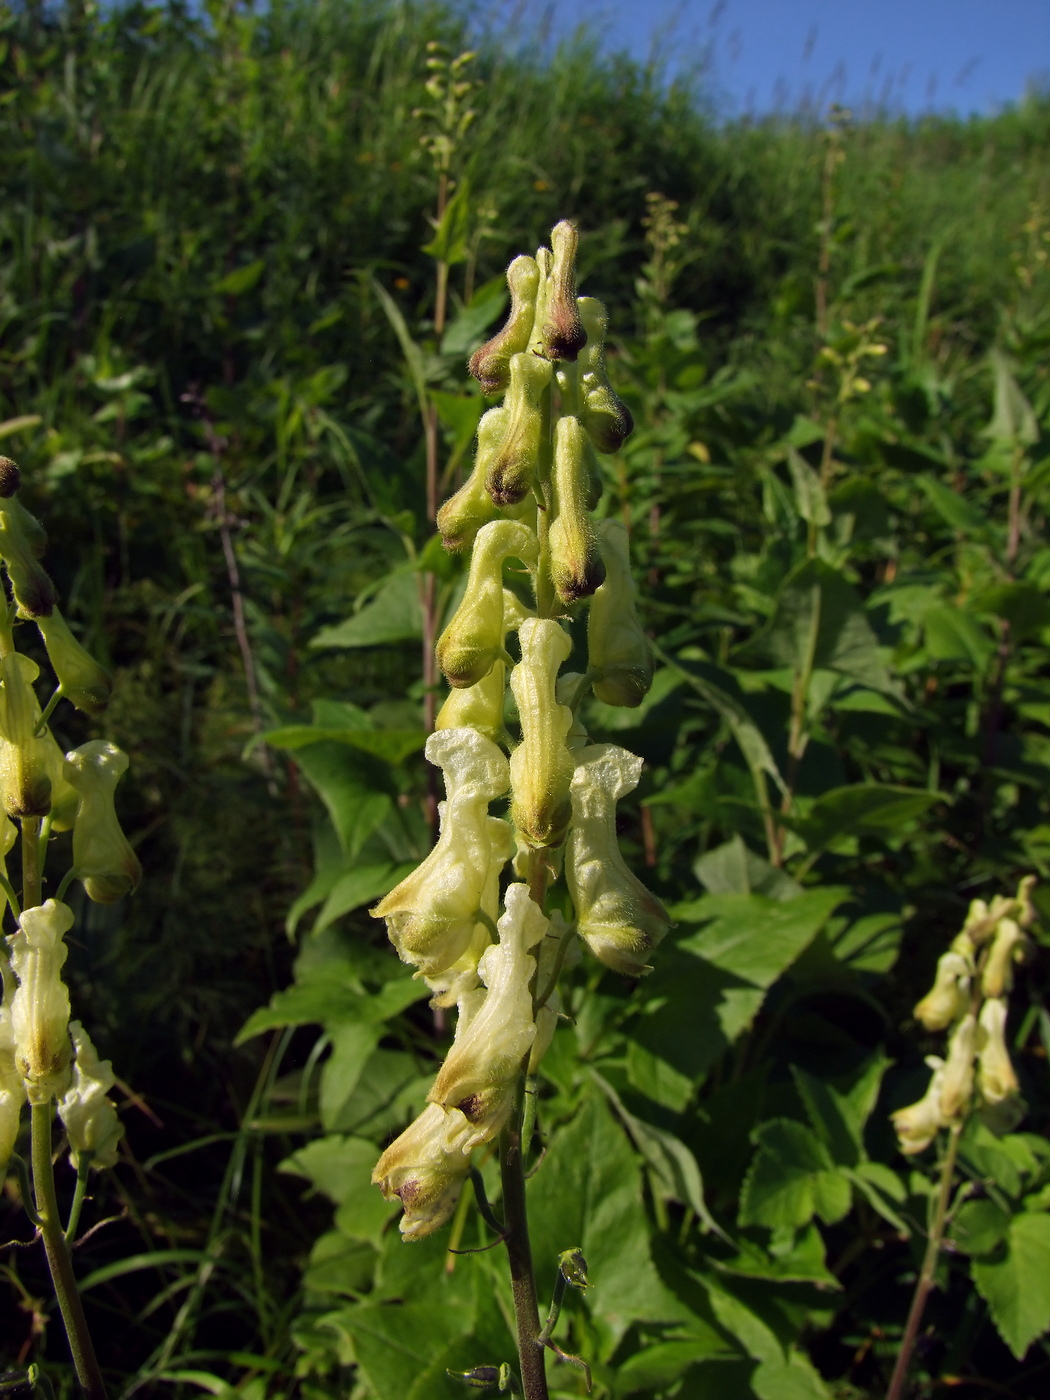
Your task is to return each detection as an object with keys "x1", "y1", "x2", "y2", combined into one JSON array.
[{"x1": 0, "y1": 2, "x2": 1049, "y2": 1398}]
